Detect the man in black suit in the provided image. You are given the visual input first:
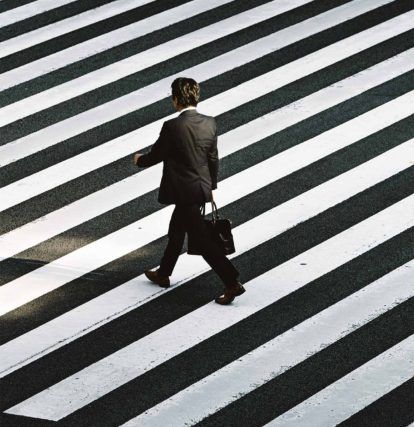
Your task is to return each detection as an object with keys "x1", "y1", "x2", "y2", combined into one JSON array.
[{"x1": 133, "y1": 77, "x2": 245, "y2": 305}]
